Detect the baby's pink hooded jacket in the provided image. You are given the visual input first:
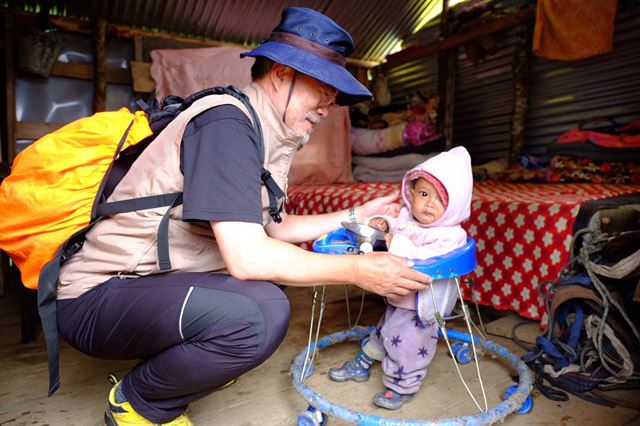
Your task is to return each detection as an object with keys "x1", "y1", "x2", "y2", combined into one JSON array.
[{"x1": 384, "y1": 146, "x2": 473, "y2": 309}]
